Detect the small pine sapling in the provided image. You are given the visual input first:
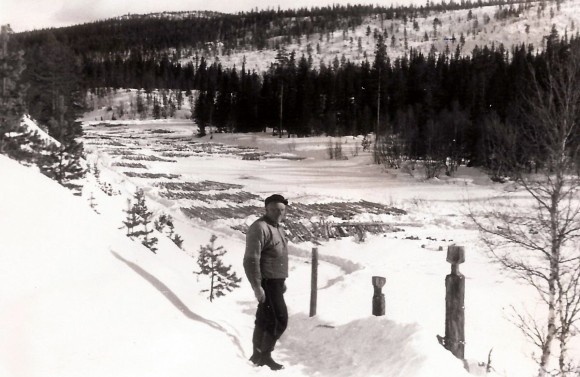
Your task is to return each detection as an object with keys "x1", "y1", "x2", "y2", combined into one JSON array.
[
  {"x1": 93, "y1": 162, "x2": 100, "y2": 180},
  {"x1": 135, "y1": 190, "x2": 158, "y2": 253},
  {"x1": 123, "y1": 198, "x2": 141, "y2": 237},
  {"x1": 194, "y1": 235, "x2": 241, "y2": 302},
  {"x1": 123, "y1": 189, "x2": 158, "y2": 253},
  {"x1": 171, "y1": 233, "x2": 184, "y2": 249},
  {"x1": 154, "y1": 213, "x2": 169, "y2": 232}
]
